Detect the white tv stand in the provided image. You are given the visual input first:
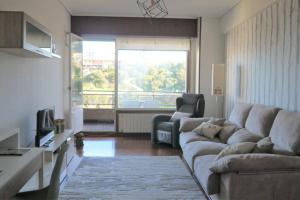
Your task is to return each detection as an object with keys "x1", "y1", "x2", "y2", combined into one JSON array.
[{"x1": 42, "y1": 129, "x2": 74, "y2": 162}]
